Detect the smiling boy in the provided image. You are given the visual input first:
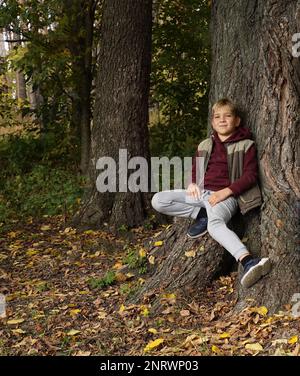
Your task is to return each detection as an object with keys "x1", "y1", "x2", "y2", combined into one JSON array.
[{"x1": 151, "y1": 98, "x2": 271, "y2": 288}]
